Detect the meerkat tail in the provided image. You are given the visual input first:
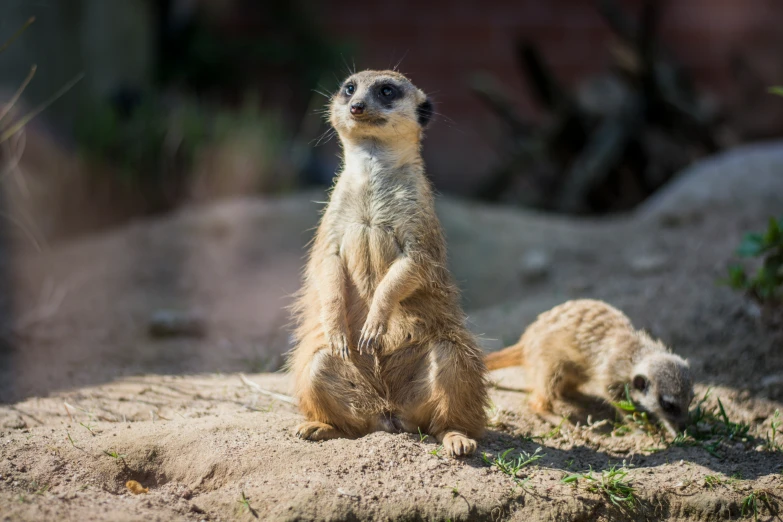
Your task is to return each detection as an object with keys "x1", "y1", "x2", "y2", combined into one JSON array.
[{"x1": 484, "y1": 341, "x2": 524, "y2": 370}]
